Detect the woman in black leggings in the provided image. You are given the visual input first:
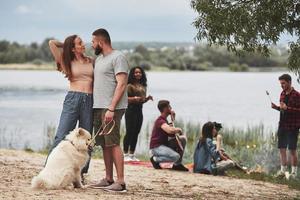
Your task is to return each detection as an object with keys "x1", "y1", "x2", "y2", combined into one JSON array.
[{"x1": 124, "y1": 66, "x2": 153, "y2": 161}]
